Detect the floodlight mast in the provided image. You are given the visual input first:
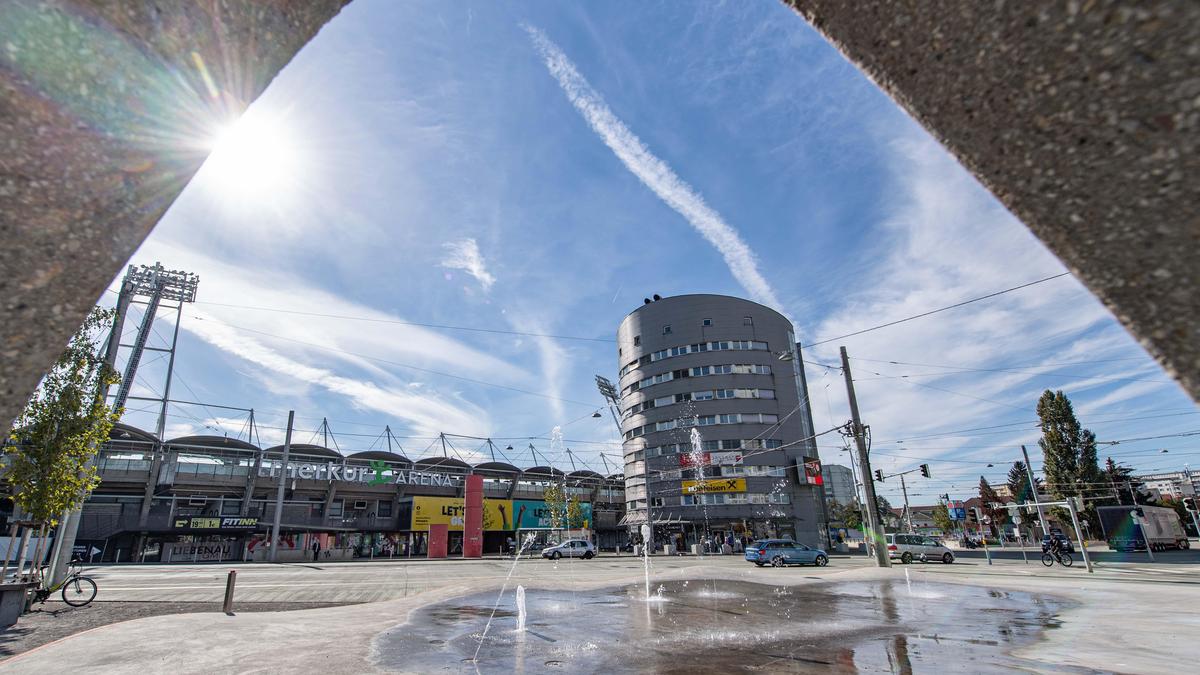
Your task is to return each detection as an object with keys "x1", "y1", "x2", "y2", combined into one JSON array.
[{"x1": 594, "y1": 374, "x2": 623, "y2": 433}]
